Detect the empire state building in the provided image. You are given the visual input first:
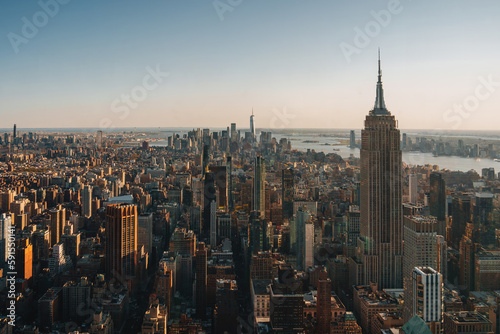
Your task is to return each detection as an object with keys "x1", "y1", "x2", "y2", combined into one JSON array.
[{"x1": 358, "y1": 52, "x2": 403, "y2": 289}]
